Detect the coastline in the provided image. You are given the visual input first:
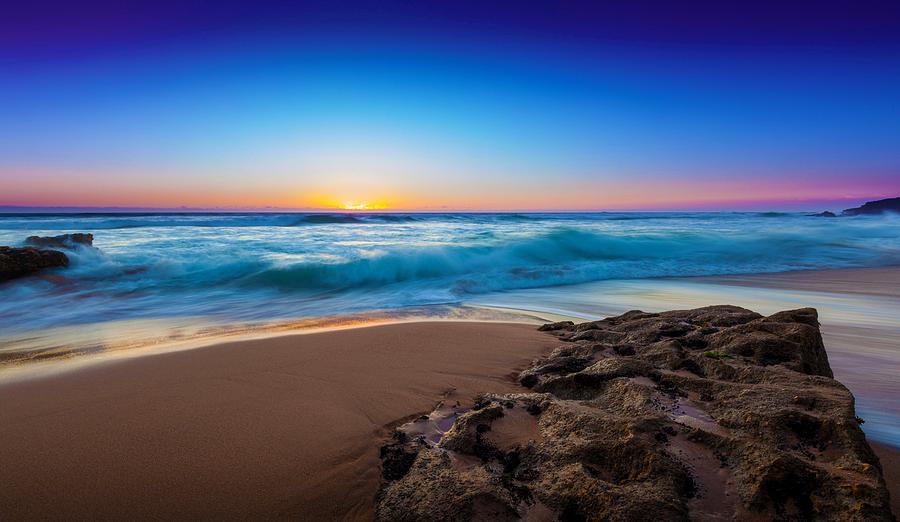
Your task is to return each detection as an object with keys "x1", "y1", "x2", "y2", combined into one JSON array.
[
  {"x1": 0, "y1": 306, "x2": 553, "y2": 381},
  {"x1": 0, "y1": 321, "x2": 556, "y2": 520},
  {"x1": 1, "y1": 266, "x2": 898, "y2": 518}
]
